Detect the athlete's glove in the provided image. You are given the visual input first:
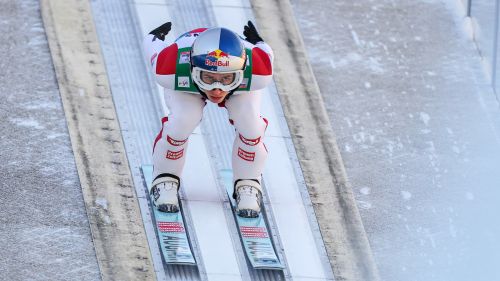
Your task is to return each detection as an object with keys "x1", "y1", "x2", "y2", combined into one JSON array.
[
  {"x1": 149, "y1": 22, "x2": 172, "y2": 41},
  {"x1": 243, "y1": 21, "x2": 263, "y2": 44}
]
